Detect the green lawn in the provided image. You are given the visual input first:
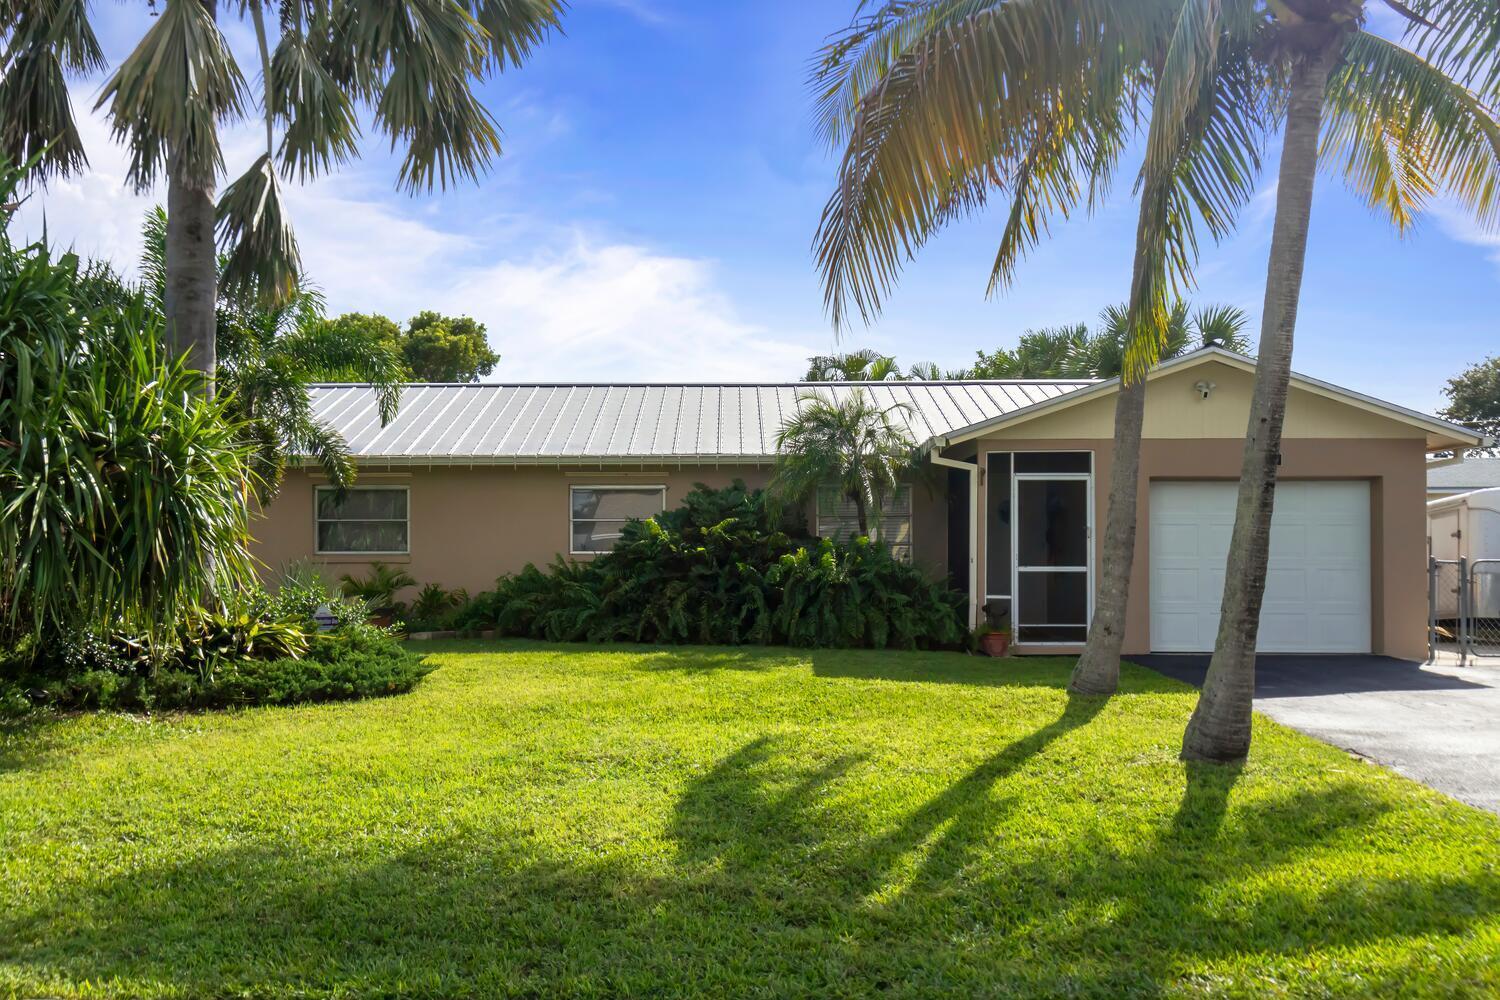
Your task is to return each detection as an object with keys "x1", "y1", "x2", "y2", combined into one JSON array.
[{"x1": 2, "y1": 642, "x2": 1497, "y2": 998}]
